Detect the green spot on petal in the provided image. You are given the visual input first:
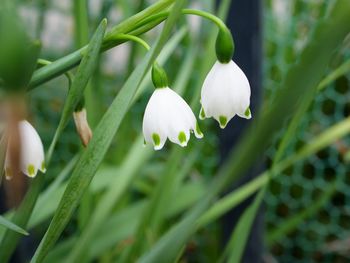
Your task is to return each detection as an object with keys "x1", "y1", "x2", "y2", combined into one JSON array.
[
  {"x1": 178, "y1": 131, "x2": 187, "y2": 146},
  {"x1": 195, "y1": 122, "x2": 204, "y2": 138},
  {"x1": 41, "y1": 161, "x2": 46, "y2": 172},
  {"x1": 219, "y1": 116, "x2": 228, "y2": 129},
  {"x1": 199, "y1": 107, "x2": 206, "y2": 120},
  {"x1": 152, "y1": 133, "x2": 161, "y2": 147},
  {"x1": 27, "y1": 164, "x2": 35, "y2": 177},
  {"x1": 244, "y1": 107, "x2": 251, "y2": 118}
]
